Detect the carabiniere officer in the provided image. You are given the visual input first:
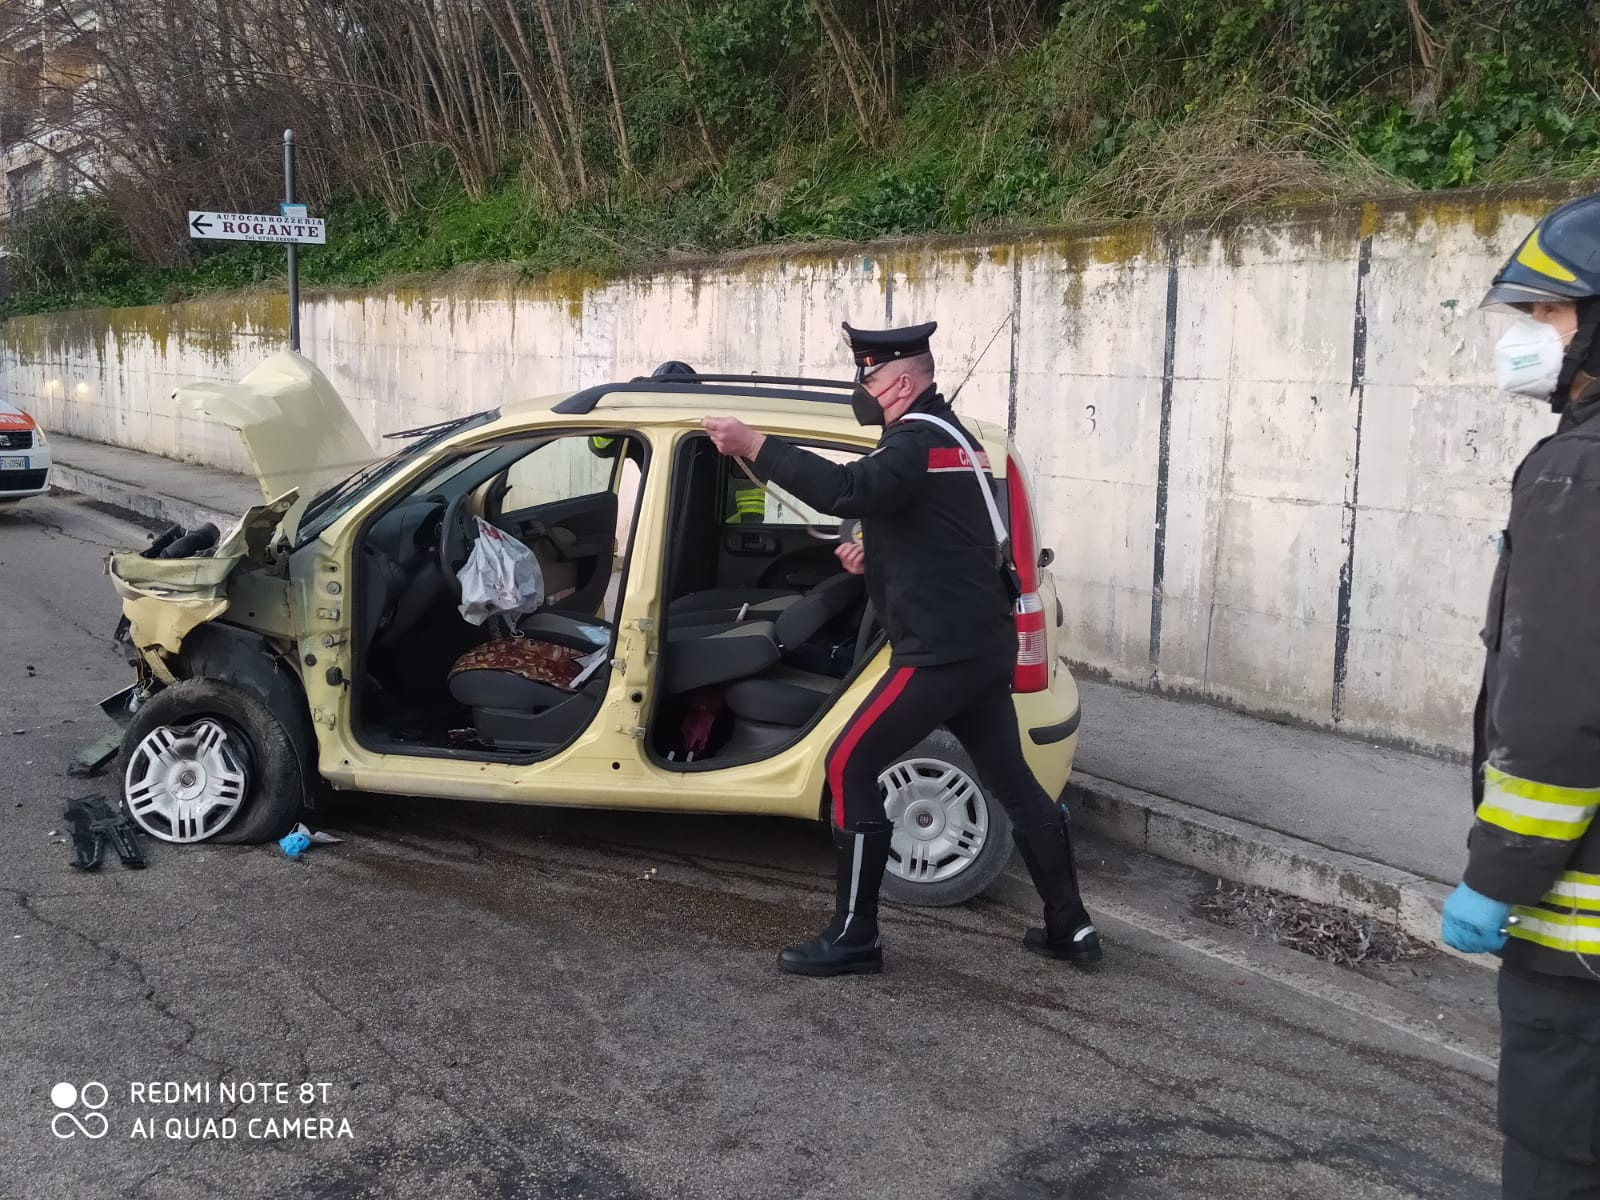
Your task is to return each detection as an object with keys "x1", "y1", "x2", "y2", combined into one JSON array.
[{"x1": 703, "y1": 321, "x2": 1100, "y2": 977}]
